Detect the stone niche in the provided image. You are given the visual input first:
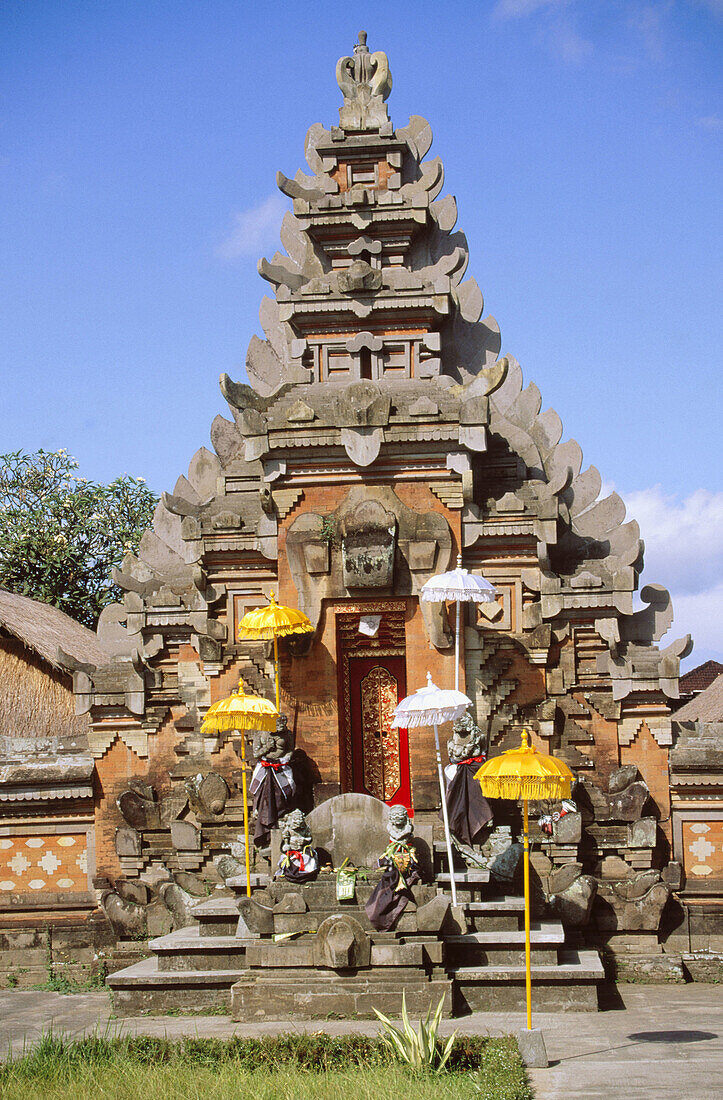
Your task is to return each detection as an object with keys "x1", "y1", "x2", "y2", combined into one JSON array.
[
  {"x1": 285, "y1": 484, "x2": 453, "y2": 647},
  {"x1": 341, "y1": 499, "x2": 396, "y2": 588}
]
